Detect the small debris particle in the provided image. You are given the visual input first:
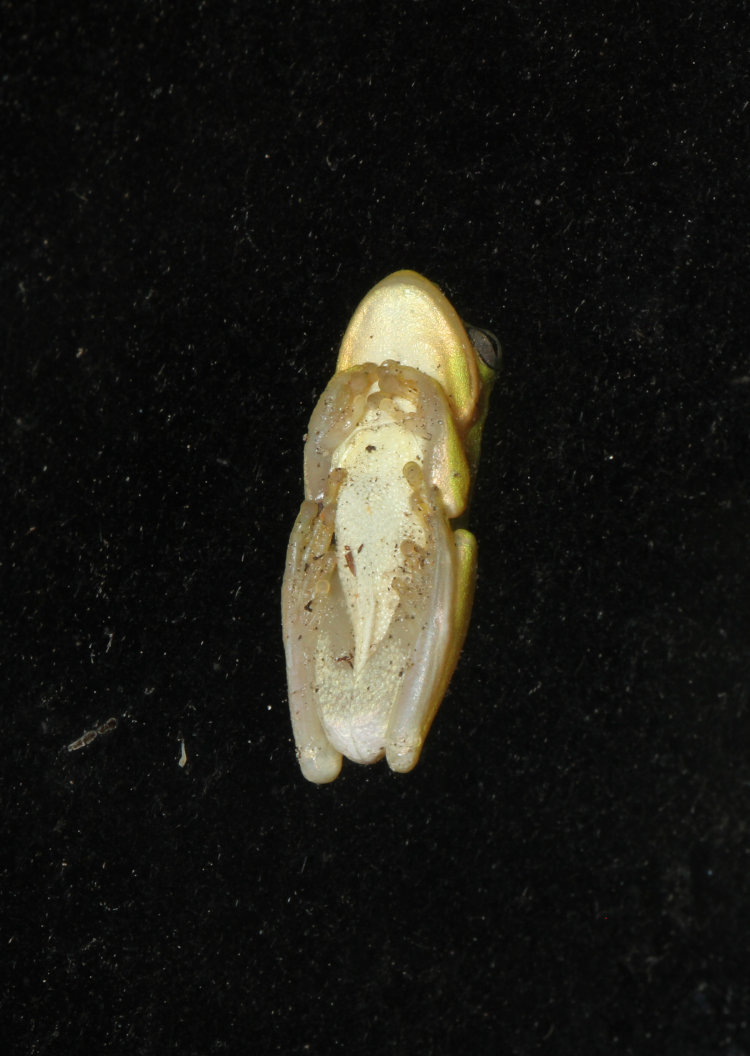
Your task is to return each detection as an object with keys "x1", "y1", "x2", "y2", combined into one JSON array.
[
  {"x1": 67, "y1": 729, "x2": 98, "y2": 752},
  {"x1": 67, "y1": 716, "x2": 119, "y2": 752},
  {"x1": 344, "y1": 545, "x2": 356, "y2": 576}
]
